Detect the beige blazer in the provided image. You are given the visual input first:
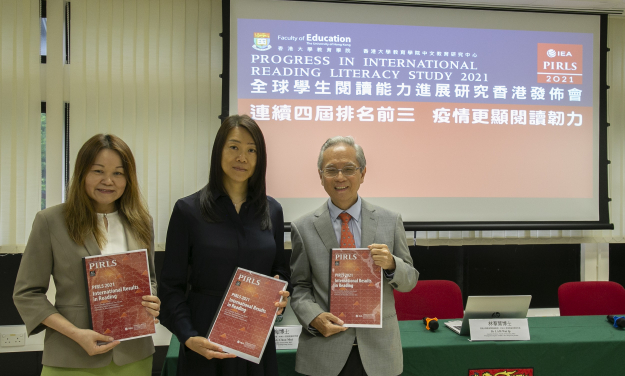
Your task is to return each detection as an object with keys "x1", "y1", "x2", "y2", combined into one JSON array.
[
  {"x1": 290, "y1": 199, "x2": 419, "y2": 376},
  {"x1": 13, "y1": 204, "x2": 157, "y2": 368}
]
